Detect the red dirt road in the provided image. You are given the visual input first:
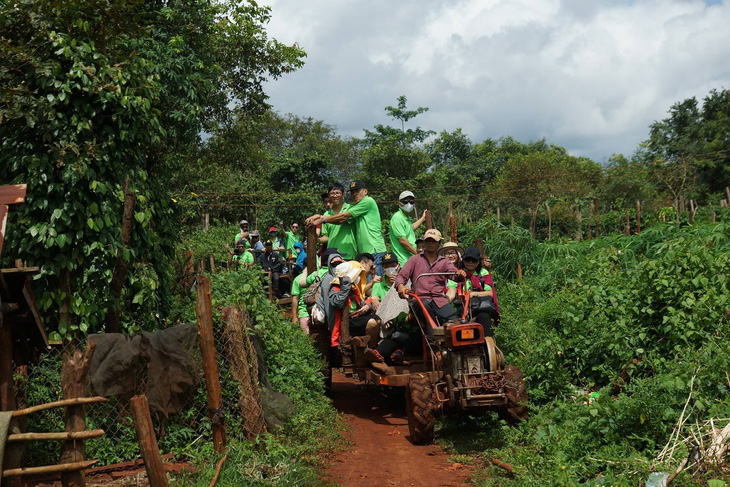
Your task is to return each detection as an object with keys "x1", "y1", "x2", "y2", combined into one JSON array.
[{"x1": 321, "y1": 372, "x2": 473, "y2": 487}]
